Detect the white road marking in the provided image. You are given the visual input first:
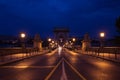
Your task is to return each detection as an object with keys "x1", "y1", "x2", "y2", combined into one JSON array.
[
  {"x1": 60, "y1": 61, "x2": 68, "y2": 80},
  {"x1": 45, "y1": 58, "x2": 63, "y2": 80},
  {"x1": 45, "y1": 57, "x2": 87, "y2": 80},
  {"x1": 63, "y1": 58, "x2": 87, "y2": 80}
]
